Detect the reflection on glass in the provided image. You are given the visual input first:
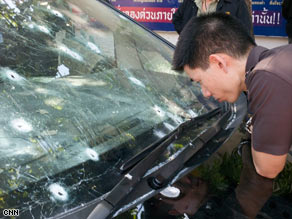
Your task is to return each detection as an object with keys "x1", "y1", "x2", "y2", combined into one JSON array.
[{"x1": 0, "y1": 0, "x2": 208, "y2": 217}]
